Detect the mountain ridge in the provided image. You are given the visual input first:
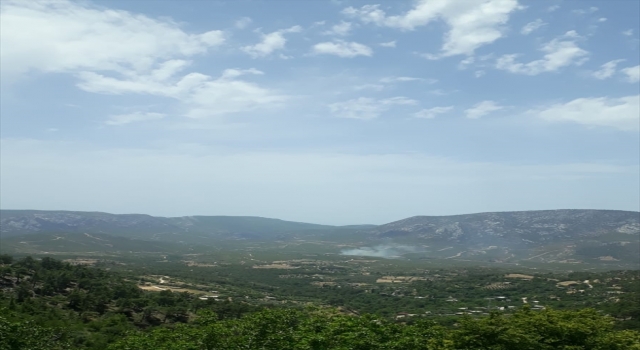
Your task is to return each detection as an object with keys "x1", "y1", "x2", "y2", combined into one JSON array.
[
  {"x1": 2, "y1": 208, "x2": 638, "y2": 245},
  {"x1": 371, "y1": 209, "x2": 639, "y2": 242},
  {"x1": 1, "y1": 209, "x2": 638, "y2": 266},
  {"x1": 0, "y1": 210, "x2": 337, "y2": 242}
]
